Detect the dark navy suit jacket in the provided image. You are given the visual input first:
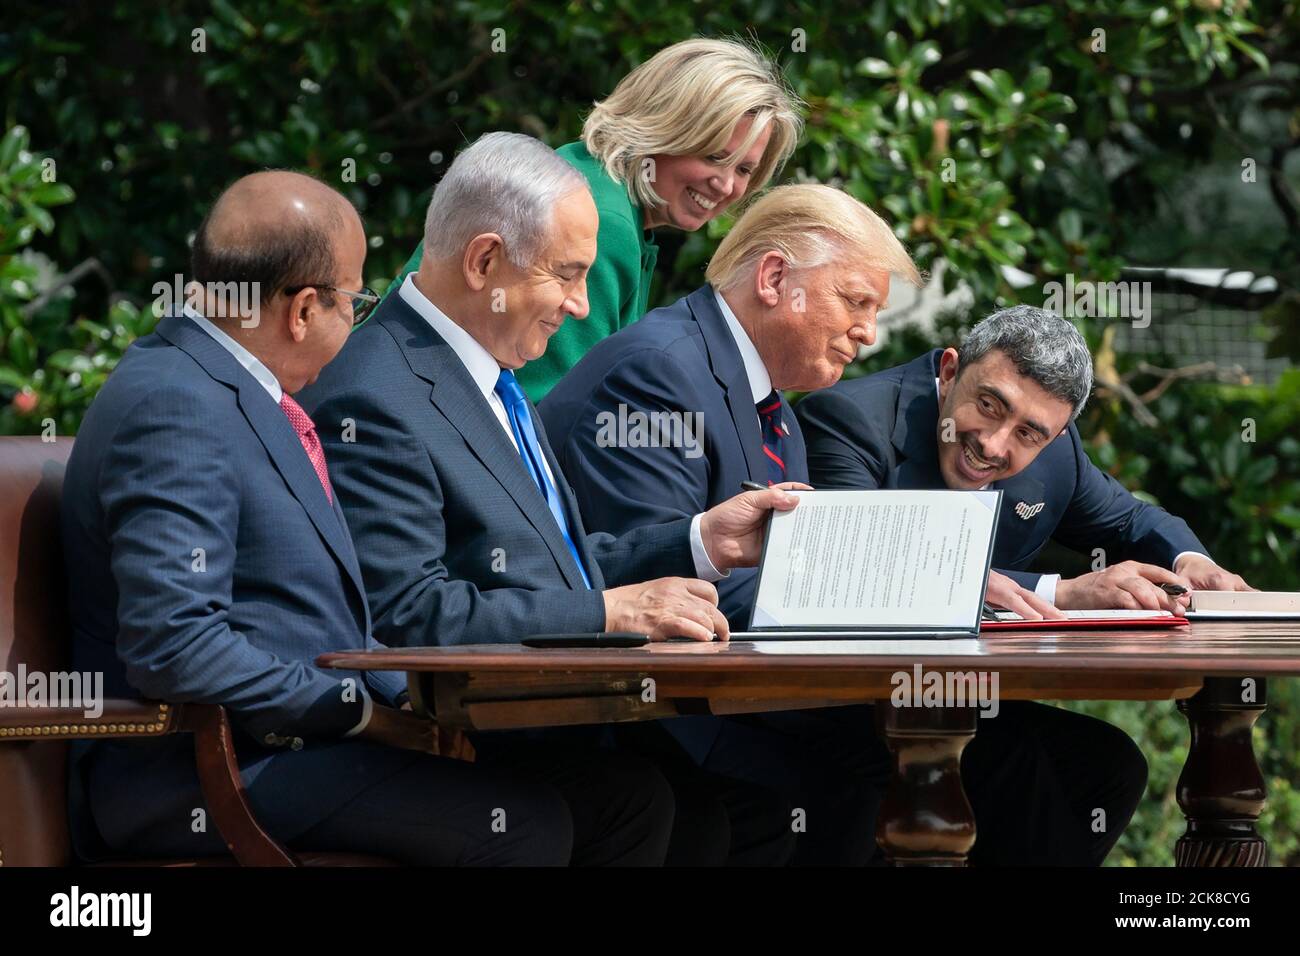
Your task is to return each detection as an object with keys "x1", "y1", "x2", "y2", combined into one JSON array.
[
  {"x1": 541, "y1": 285, "x2": 807, "y2": 763},
  {"x1": 794, "y1": 349, "x2": 1208, "y2": 589},
  {"x1": 298, "y1": 289, "x2": 697, "y2": 651},
  {"x1": 63, "y1": 314, "x2": 405, "y2": 858},
  {"x1": 542, "y1": 284, "x2": 808, "y2": 629}
]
